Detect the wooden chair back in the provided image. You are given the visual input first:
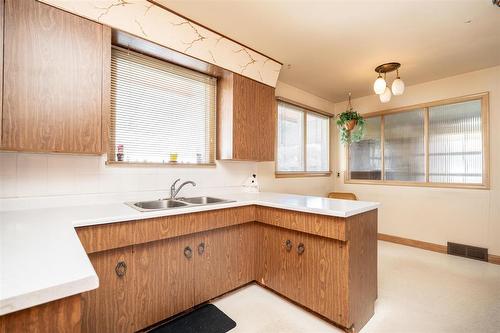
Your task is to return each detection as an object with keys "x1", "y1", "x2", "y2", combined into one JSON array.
[{"x1": 327, "y1": 192, "x2": 358, "y2": 201}]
